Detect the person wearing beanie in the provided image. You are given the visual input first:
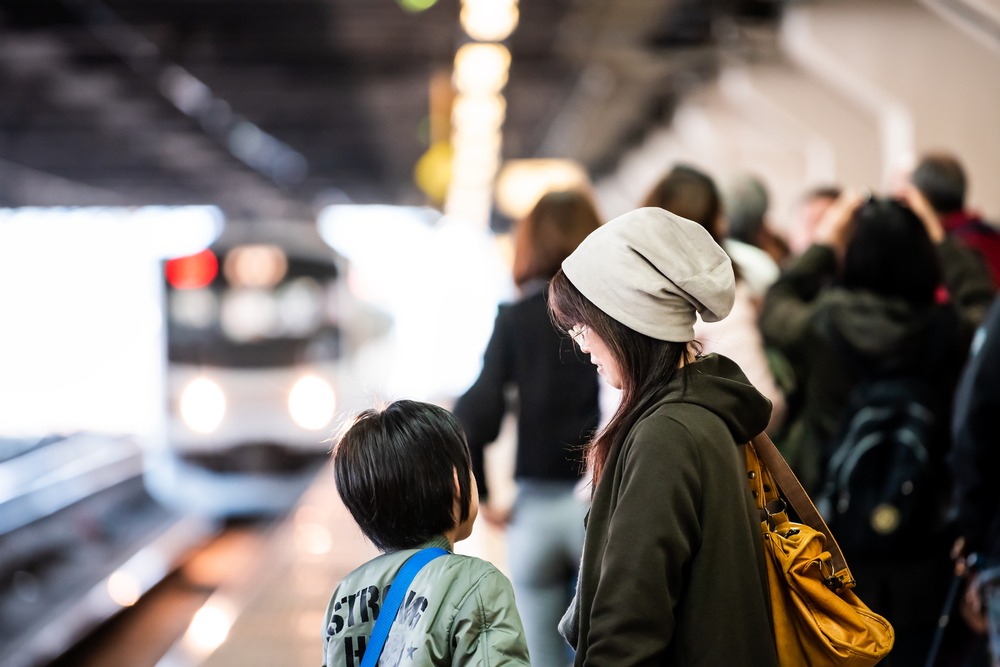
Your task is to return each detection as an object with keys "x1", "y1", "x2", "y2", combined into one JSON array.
[{"x1": 548, "y1": 207, "x2": 778, "y2": 666}]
